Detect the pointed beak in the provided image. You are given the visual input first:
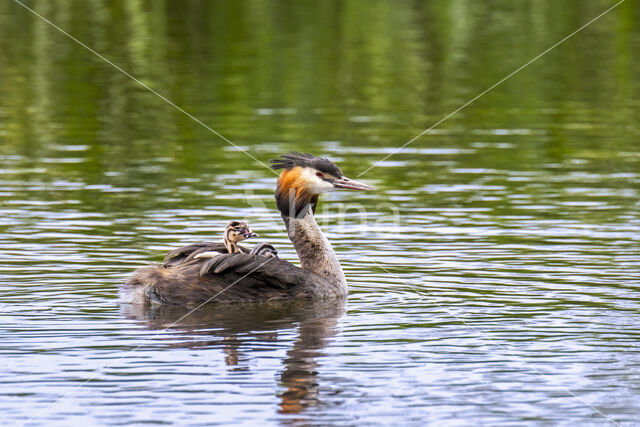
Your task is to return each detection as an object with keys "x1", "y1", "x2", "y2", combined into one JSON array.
[
  {"x1": 240, "y1": 228, "x2": 258, "y2": 238},
  {"x1": 332, "y1": 176, "x2": 373, "y2": 191}
]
